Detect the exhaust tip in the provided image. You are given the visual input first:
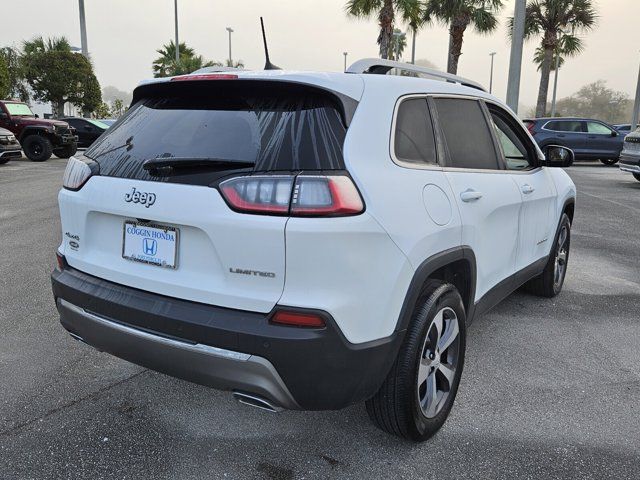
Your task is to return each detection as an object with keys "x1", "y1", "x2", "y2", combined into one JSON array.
[{"x1": 233, "y1": 391, "x2": 283, "y2": 413}]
